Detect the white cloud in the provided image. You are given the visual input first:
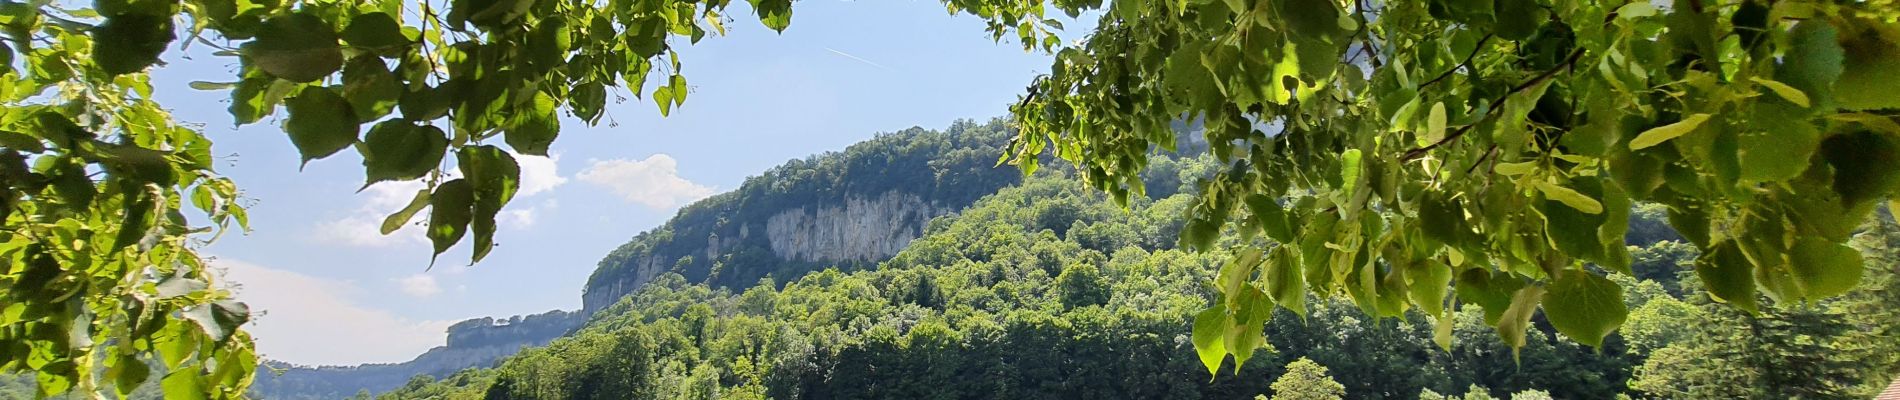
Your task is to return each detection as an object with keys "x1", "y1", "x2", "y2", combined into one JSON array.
[
  {"x1": 395, "y1": 273, "x2": 442, "y2": 298},
  {"x1": 500, "y1": 209, "x2": 536, "y2": 229},
  {"x1": 313, "y1": 181, "x2": 429, "y2": 247},
  {"x1": 515, "y1": 152, "x2": 568, "y2": 197},
  {"x1": 214, "y1": 258, "x2": 454, "y2": 366},
  {"x1": 314, "y1": 152, "x2": 564, "y2": 248},
  {"x1": 577, "y1": 154, "x2": 716, "y2": 209},
  {"x1": 314, "y1": 214, "x2": 423, "y2": 247}
]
